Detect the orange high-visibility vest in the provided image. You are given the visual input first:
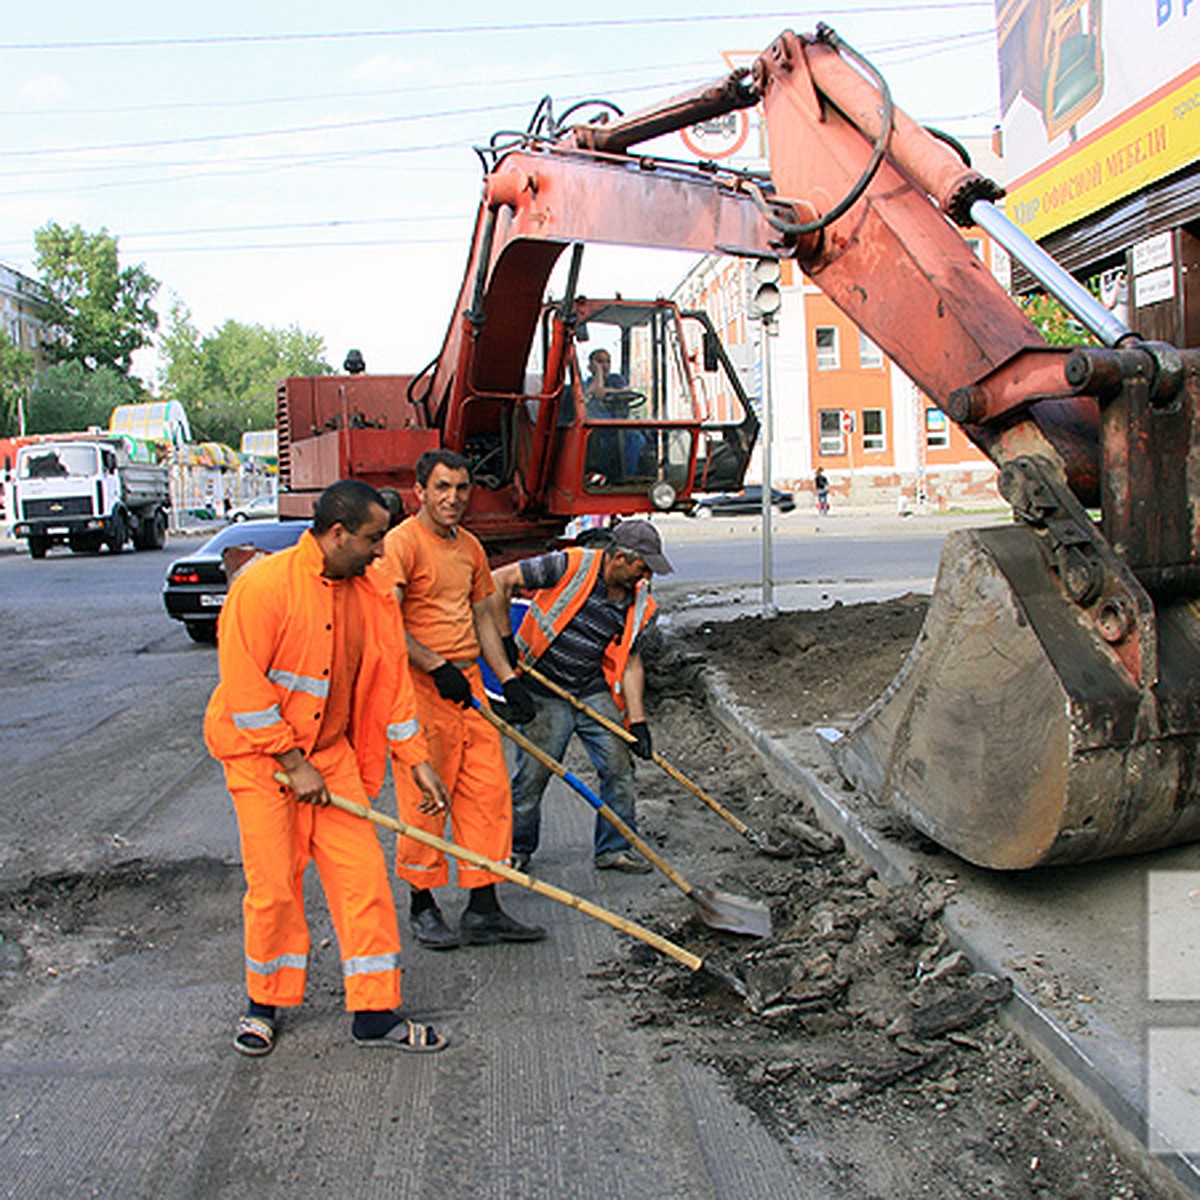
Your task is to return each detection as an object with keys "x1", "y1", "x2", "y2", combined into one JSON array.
[{"x1": 515, "y1": 547, "x2": 655, "y2": 710}]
